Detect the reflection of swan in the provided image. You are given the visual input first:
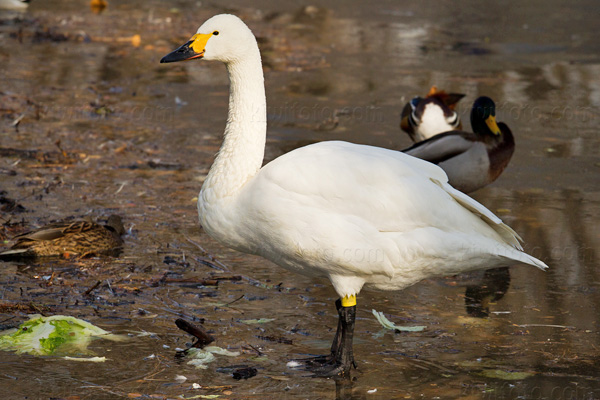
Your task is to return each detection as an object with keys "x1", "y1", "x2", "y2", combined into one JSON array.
[
  {"x1": 0, "y1": 0, "x2": 29, "y2": 10},
  {"x1": 160, "y1": 14, "x2": 548, "y2": 377},
  {"x1": 403, "y1": 97, "x2": 515, "y2": 193},
  {"x1": 463, "y1": 267, "x2": 511, "y2": 318}
]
